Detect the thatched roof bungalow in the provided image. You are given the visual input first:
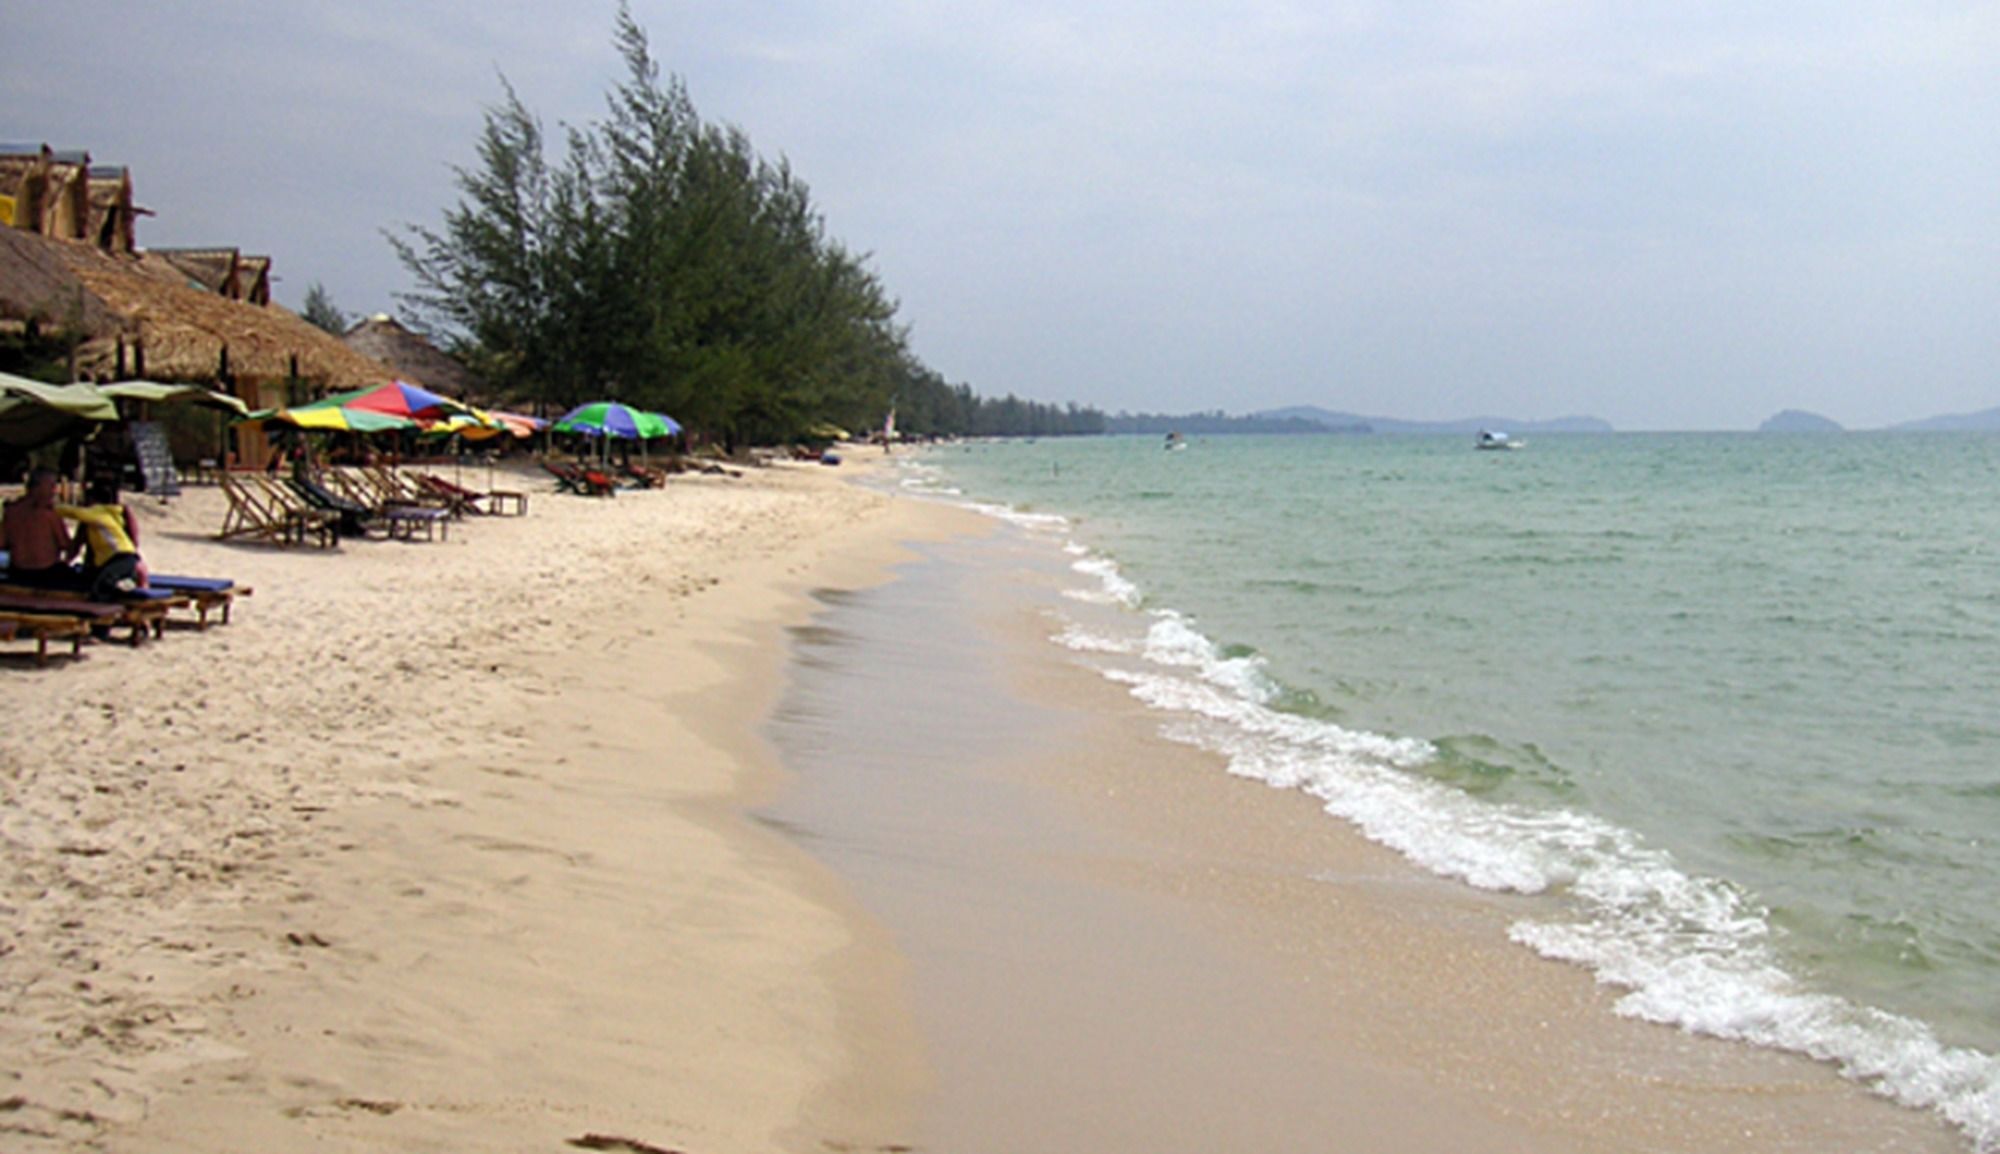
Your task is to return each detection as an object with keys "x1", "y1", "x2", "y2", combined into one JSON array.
[
  {"x1": 0, "y1": 227, "x2": 402, "y2": 467},
  {"x1": 341, "y1": 313, "x2": 480, "y2": 398},
  {"x1": 0, "y1": 144, "x2": 92, "y2": 241}
]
